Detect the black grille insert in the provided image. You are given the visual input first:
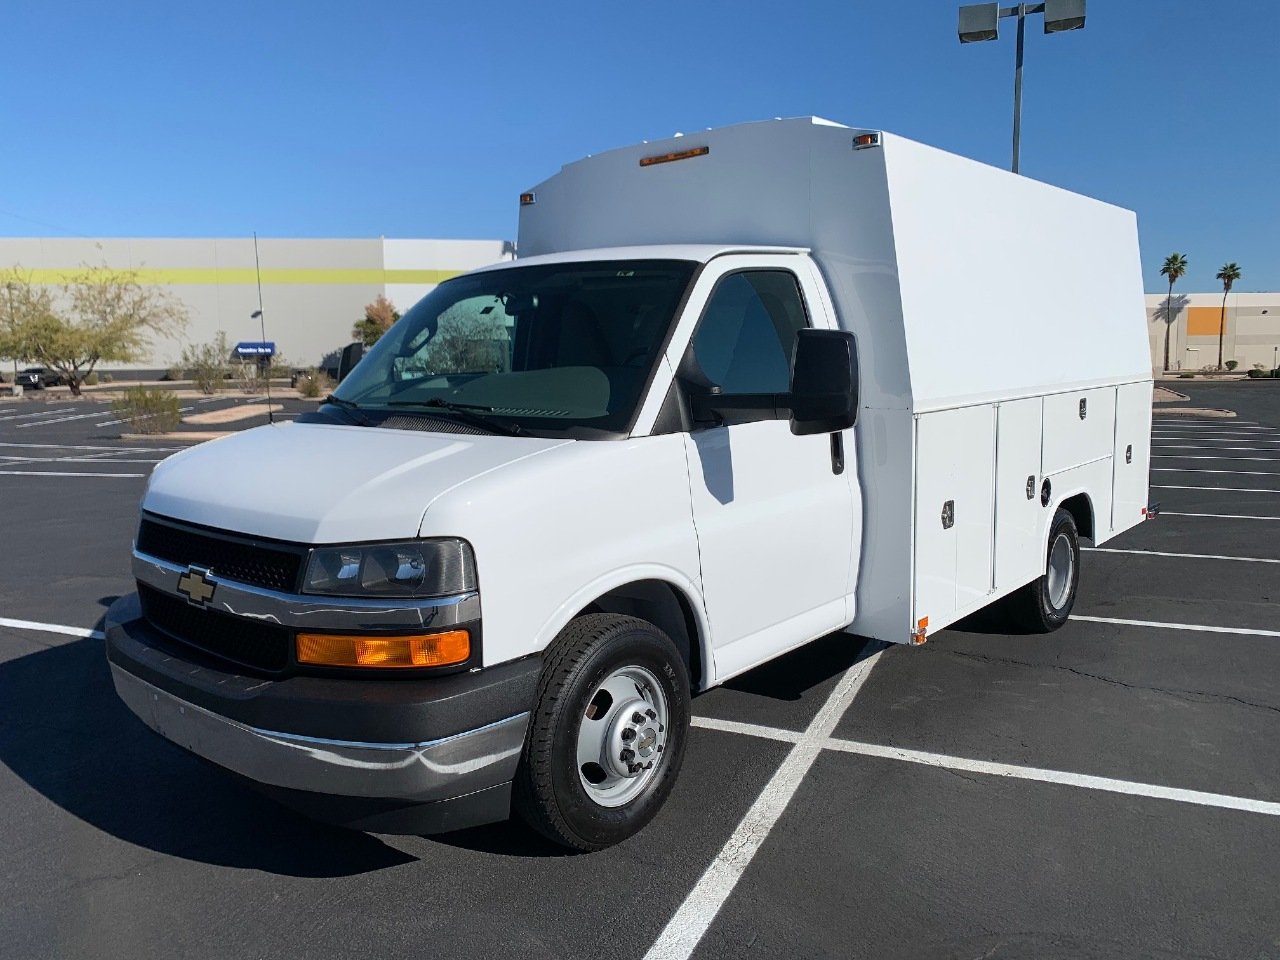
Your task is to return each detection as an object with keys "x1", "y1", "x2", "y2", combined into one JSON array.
[
  {"x1": 137, "y1": 516, "x2": 305, "y2": 593},
  {"x1": 138, "y1": 583, "x2": 290, "y2": 673}
]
